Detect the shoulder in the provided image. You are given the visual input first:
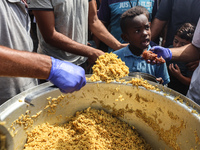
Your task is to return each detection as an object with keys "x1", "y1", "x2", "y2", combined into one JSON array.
[
  {"x1": 113, "y1": 50, "x2": 124, "y2": 57},
  {"x1": 113, "y1": 46, "x2": 128, "y2": 55}
]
